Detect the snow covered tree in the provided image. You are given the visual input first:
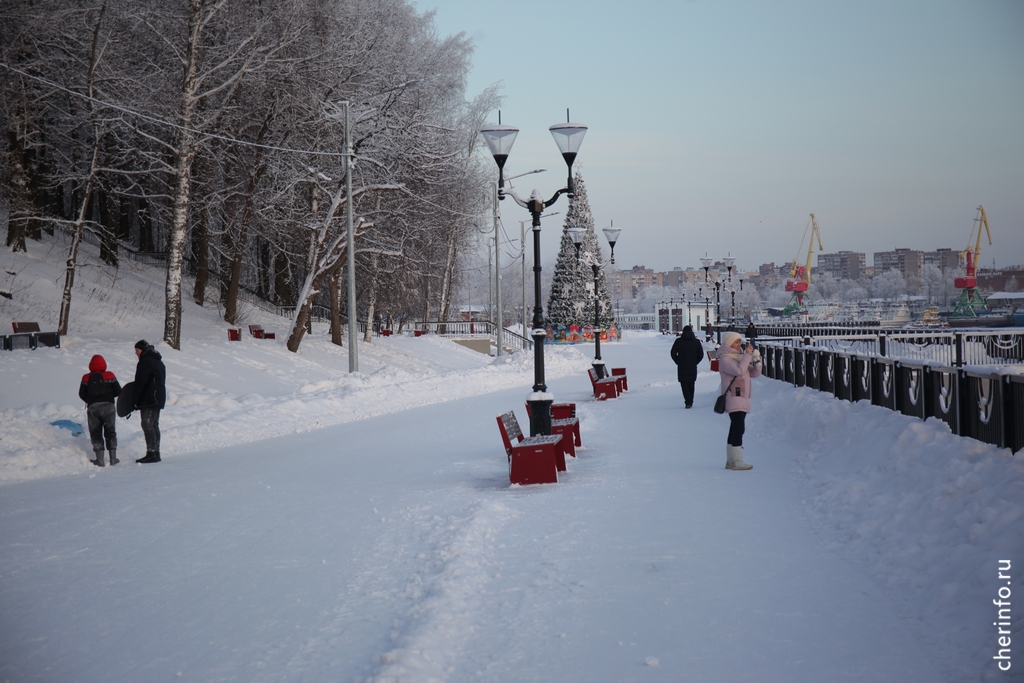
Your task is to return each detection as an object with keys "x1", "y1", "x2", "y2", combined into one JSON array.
[{"x1": 546, "y1": 171, "x2": 613, "y2": 328}]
